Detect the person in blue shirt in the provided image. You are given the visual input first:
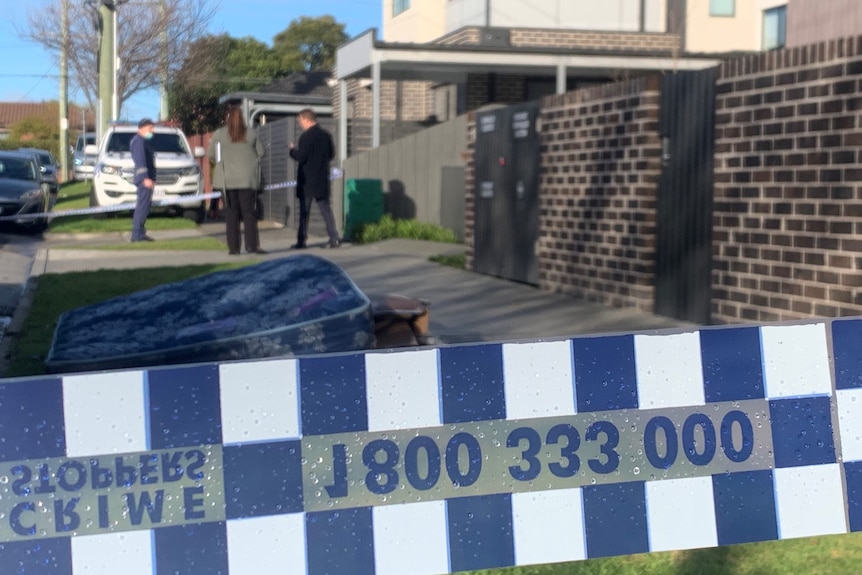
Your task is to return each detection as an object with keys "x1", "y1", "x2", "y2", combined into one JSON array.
[{"x1": 130, "y1": 118, "x2": 156, "y2": 242}]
